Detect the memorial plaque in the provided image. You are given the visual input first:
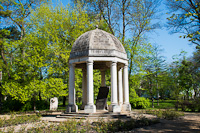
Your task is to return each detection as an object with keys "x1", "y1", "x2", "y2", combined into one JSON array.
[{"x1": 96, "y1": 87, "x2": 109, "y2": 110}]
